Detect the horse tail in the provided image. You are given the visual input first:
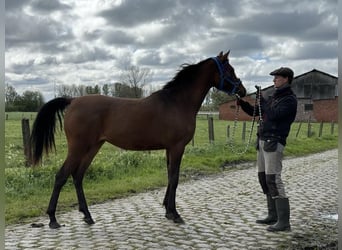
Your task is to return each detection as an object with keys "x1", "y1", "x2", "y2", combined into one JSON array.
[{"x1": 30, "y1": 97, "x2": 73, "y2": 165}]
